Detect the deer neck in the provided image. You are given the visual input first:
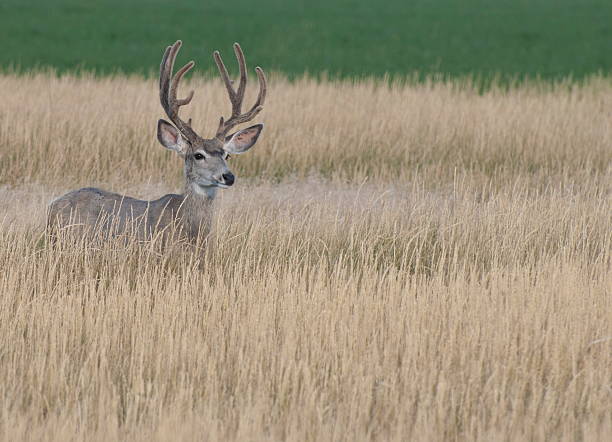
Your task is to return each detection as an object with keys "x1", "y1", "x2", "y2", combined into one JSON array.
[{"x1": 181, "y1": 182, "x2": 217, "y2": 238}]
